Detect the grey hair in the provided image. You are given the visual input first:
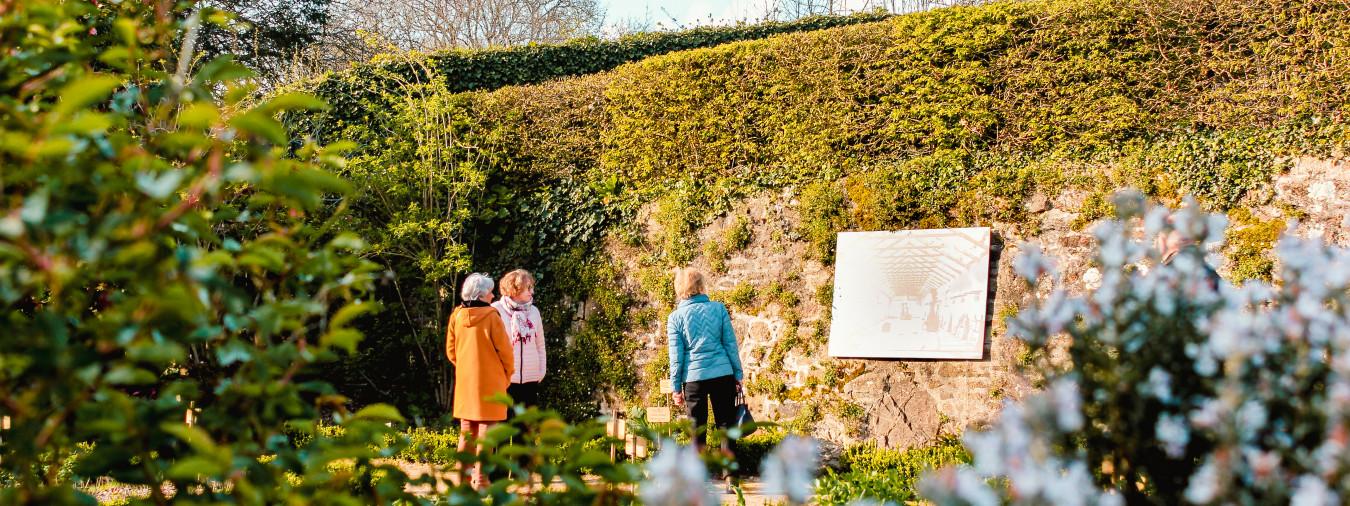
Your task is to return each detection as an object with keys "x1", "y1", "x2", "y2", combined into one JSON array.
[{"x1": 460, "y1": 273, "x2": 494, "y2": 301}]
